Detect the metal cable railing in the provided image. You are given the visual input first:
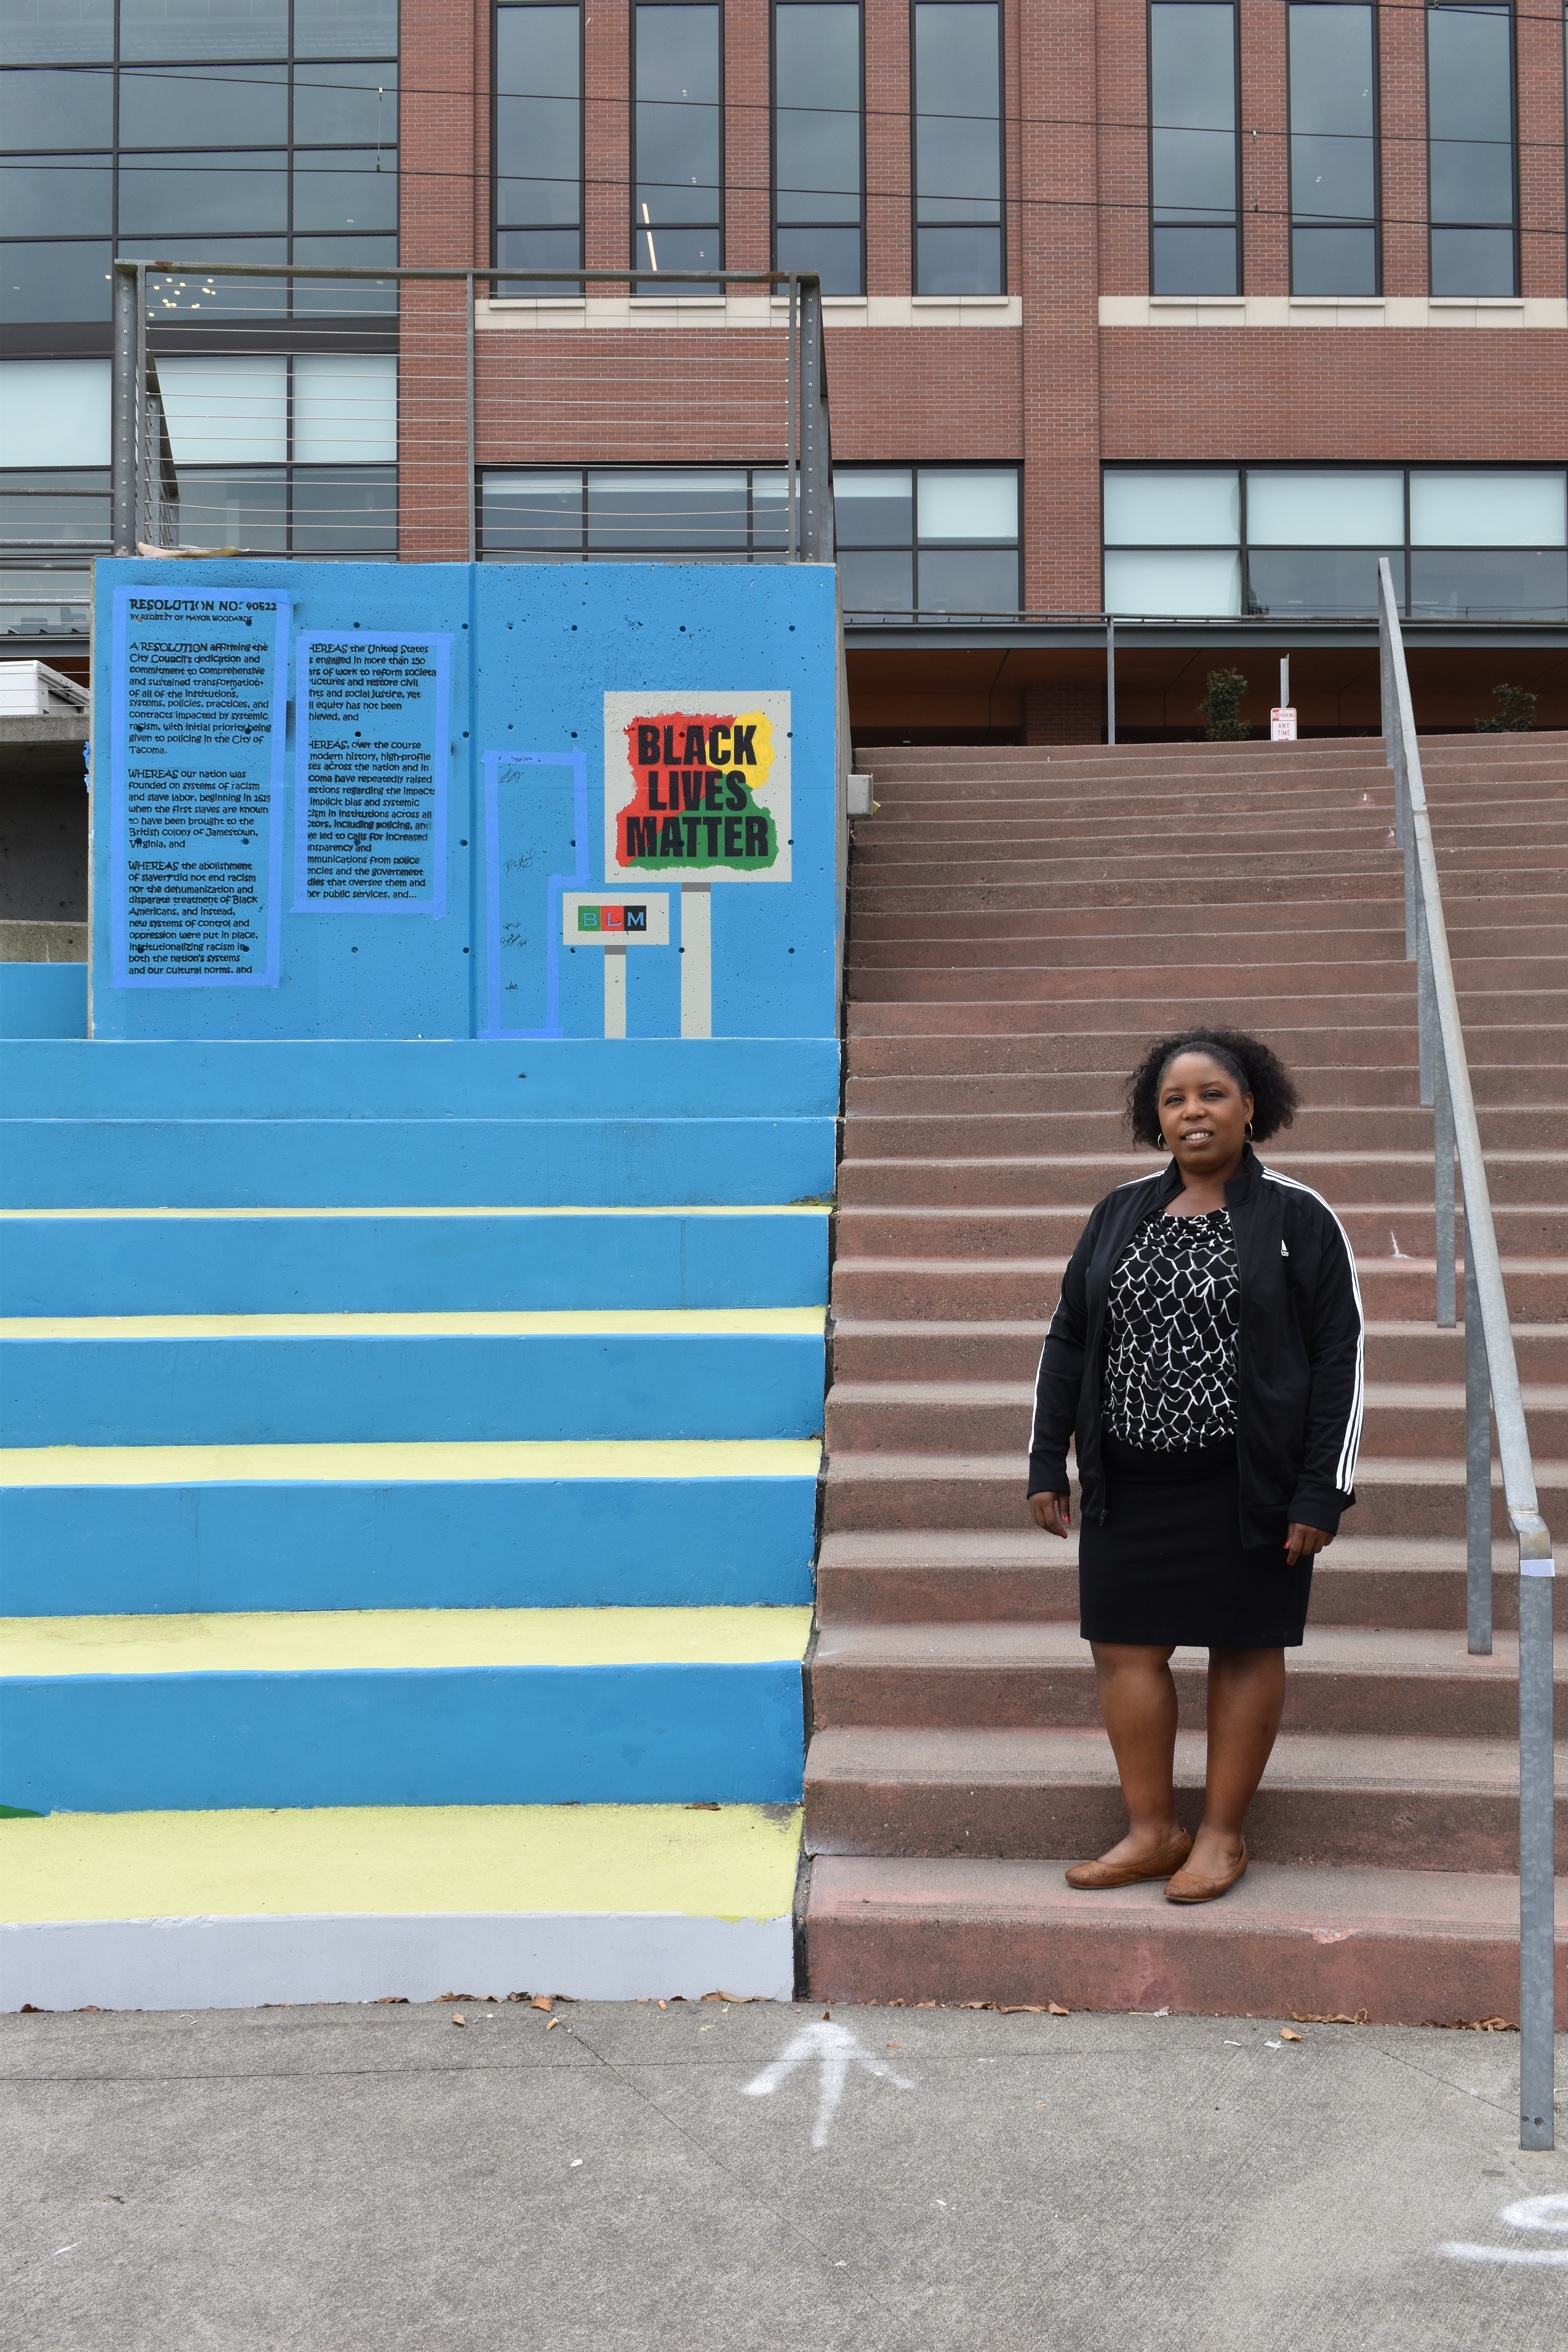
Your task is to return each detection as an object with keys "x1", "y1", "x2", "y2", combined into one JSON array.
[{"x1": 1377, "y1": 555, "x2": 1556, "y2": 2151}]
